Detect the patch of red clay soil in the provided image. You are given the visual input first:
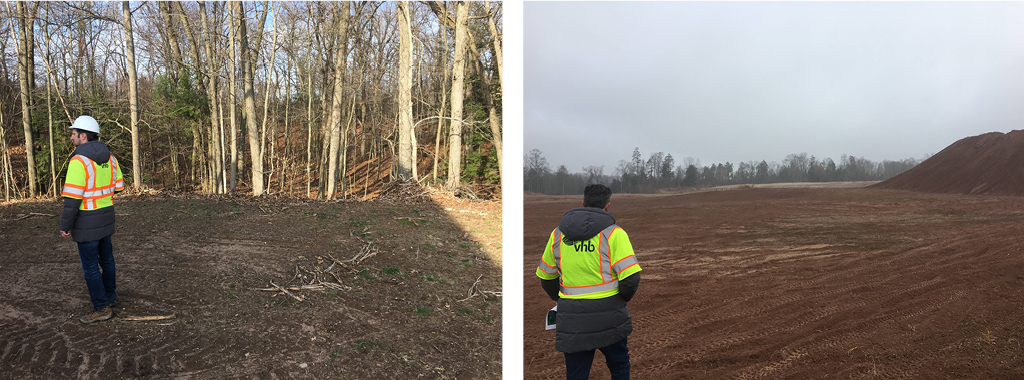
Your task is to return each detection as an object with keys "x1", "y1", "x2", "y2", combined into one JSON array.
[{"x1": 872, "y1": 130, "x2": 1024, "y2": 196}]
